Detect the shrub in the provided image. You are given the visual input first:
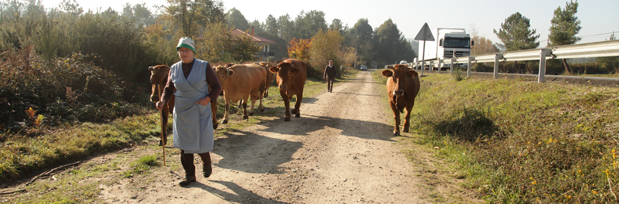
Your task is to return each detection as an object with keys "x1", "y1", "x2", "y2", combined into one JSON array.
[
  {"x1": 472, "y1": 63, "x2": 494, "y2": 72},
  {"x1": 451, "y1": 67, "x2": 467, "y2": 81},
  {"x1": 0, "y1": 48, "x2": 146, "y2": 132}
]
